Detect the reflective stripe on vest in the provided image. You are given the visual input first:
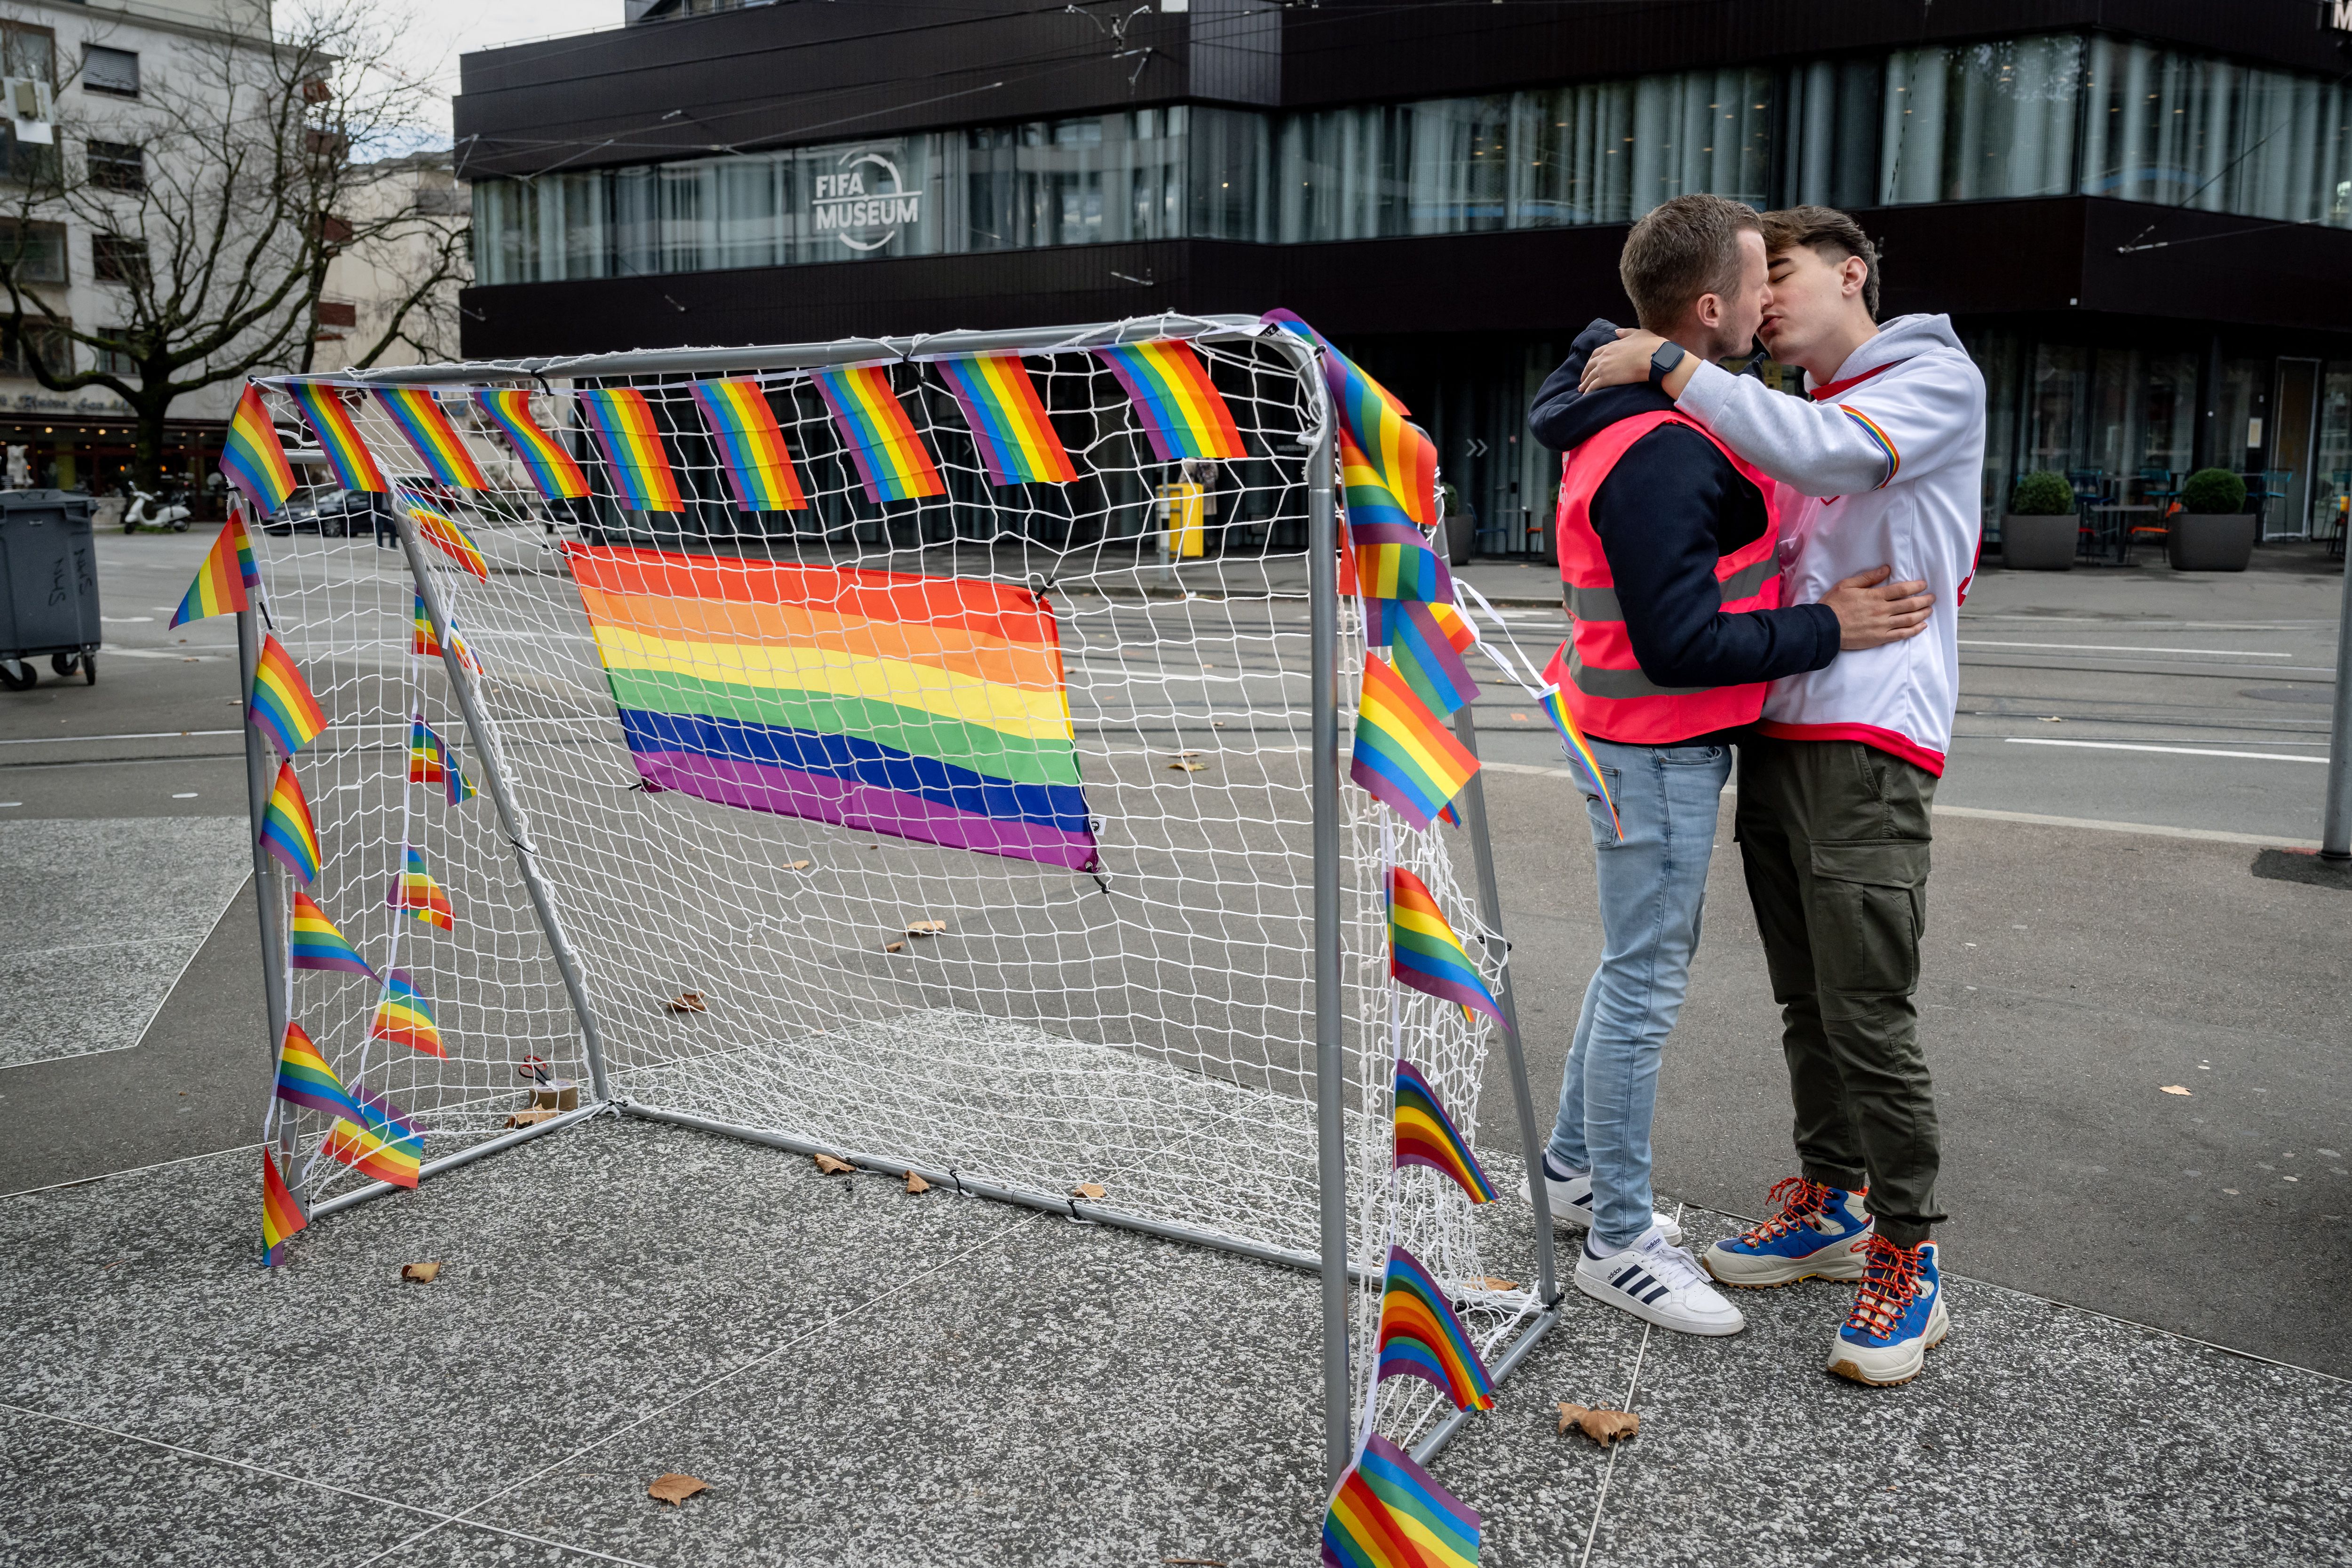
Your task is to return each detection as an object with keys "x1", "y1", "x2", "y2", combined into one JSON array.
[{"x1": 1562, "y1": 556, "x2": 1779, "y2": 624}]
